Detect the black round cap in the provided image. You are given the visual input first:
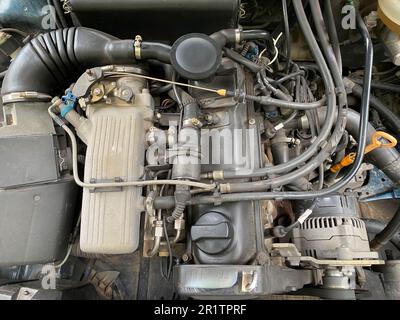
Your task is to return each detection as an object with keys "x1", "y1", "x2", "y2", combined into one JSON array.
[
  {"x1": 171, "y1": 33, "x2": 221, "y2": 80},
  {"x1": 191, "y1": 211, "x2": 232, "y2": 255}
]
